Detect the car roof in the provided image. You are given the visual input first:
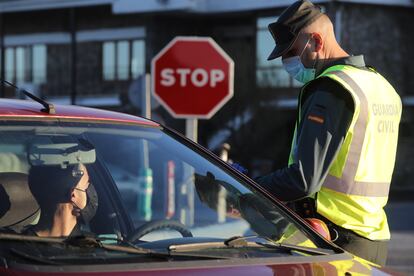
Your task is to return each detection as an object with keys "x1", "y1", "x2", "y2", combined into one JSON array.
[{"x1": 0, "y1": 99, "x2": 159, "y2": 127}]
